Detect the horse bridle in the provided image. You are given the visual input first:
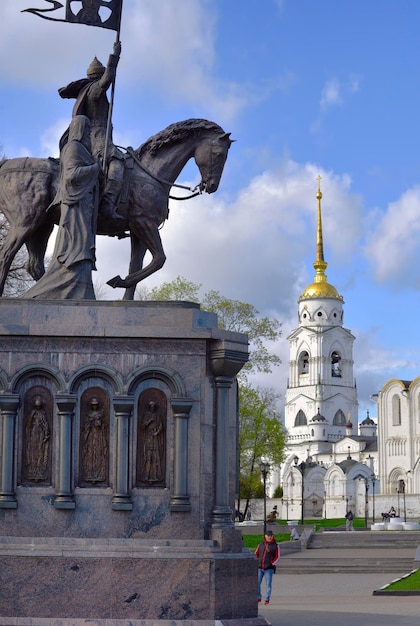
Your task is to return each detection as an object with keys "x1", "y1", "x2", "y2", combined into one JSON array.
[{"x1": 118, "y1": 145, "x2": 203, "y2": 201}]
